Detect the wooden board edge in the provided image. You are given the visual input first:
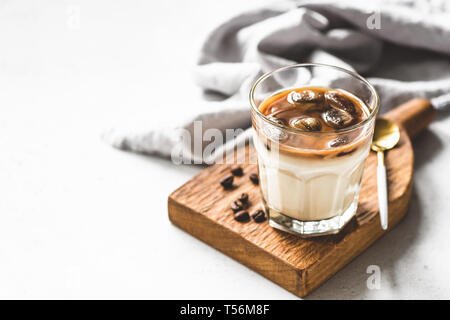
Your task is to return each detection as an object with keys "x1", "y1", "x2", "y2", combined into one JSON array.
[{"x1": 167, "y1": 196, "x2": 308, "y2": 297}]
